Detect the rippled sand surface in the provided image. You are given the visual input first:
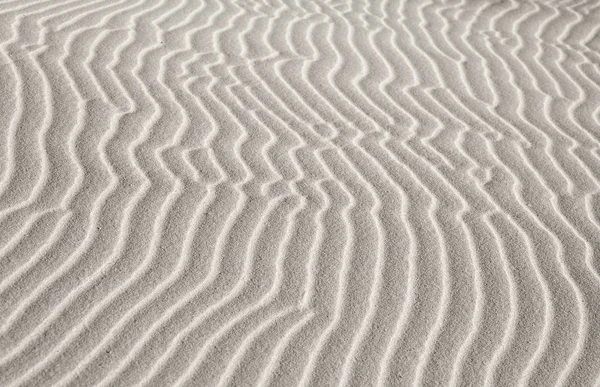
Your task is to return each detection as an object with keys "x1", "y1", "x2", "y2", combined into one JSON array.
[{"x1": 1, "y1": 0, "x2": 600, "y2": 386}]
